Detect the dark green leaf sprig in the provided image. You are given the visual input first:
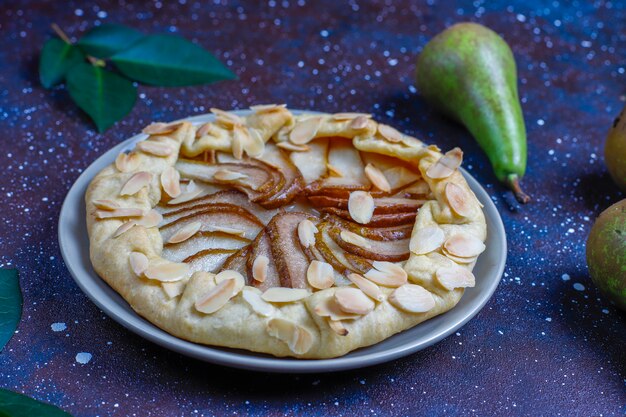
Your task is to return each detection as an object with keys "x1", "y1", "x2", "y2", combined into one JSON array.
[{"x1": 40, "y1": 24, "x2": 236, "y2": 132}]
